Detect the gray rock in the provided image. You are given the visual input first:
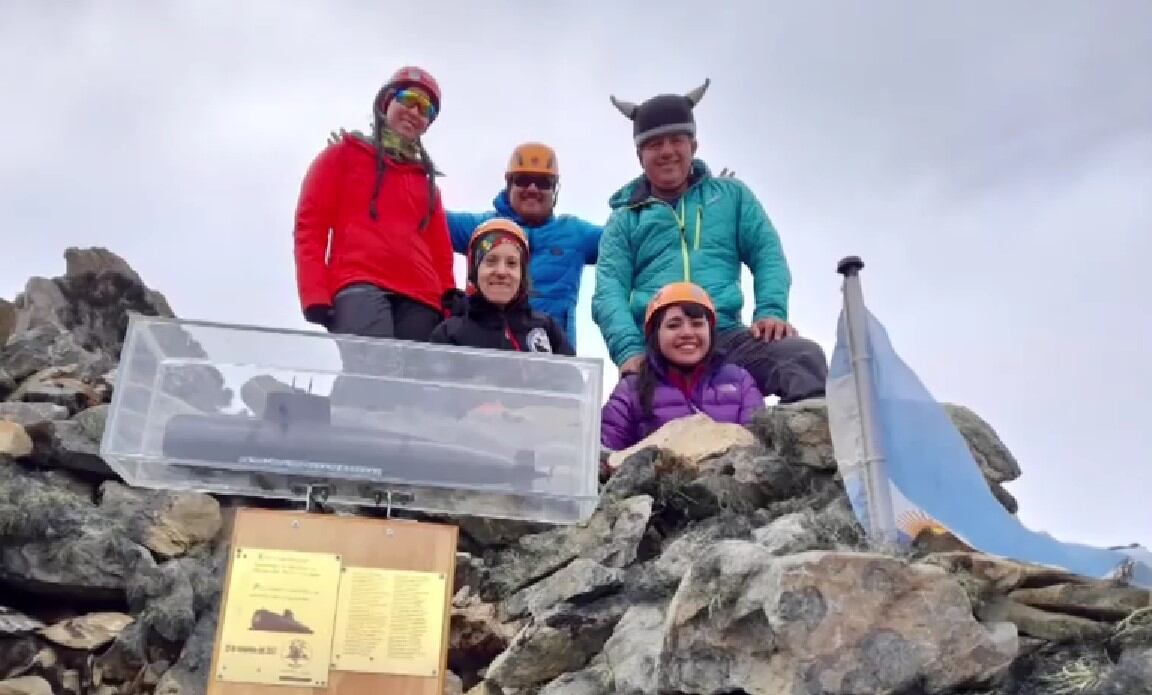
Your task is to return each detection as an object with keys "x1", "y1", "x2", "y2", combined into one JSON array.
[
  {"x1": 14, "y1": 371, "x2": 100, "y2": 414},
  {"x1": 27, "y1": 419, "x2": 111, "y2": 476},
  {"x1": 7, "y1": 278, "x2": 66, "y2": 337},
  {"x1": 453, "y1": 516, "x2": 554, "y2": 550},
  {"x1": 943, "y1": 403, "x2": 1022, "y2": 483},
  {"x1": 748, "y1": 403, "x2": 838, "y2": 471},
  {"x1": 1111, "y1": 606, "x2": 1152, "y2": 652},
  {"x1": 601, "y1": 603, "x2": 666, "y2": 695},
  {"x1": 754, "y1": 511, "x2": 820, "y2": 555},
  {"x1": 485, "y1": 595, "x2": 628, "y2": 689},
  {"x1": 124, "y1": 548, "x2": 222, "y2": 644},
  {"x1": 0, "y1": 326, "x2": 88, "y2": 384},
  {"x1": 0, "y1": 529, "x2": 141, "y2": 600},
  {"x1": 0, "y1": 463, "x2": 221, "y2": 602},
  {"x1": 978, "y1": 597, "x2": 1112, "y2": 643},
  {"x1": 0, "y1": 608, "x2": 43, "y2": 636},
  {"x1": 72, "y1": 405, "x2": 108, "y2": 443},
  {"x1": 62, "y1": 247, "x2": 143, "y2": 285},
  {"x1": 0, "y1": 300, "x2": 14, "y2": 347},
  {"x1": 537, "y1": 658, "x2": 612, "y2": 695},
  {"x1": 504, "y1": 559, "x2": 623, "y2": 620},
  {"x1": 97, "y1": 482, "x2": 223, "y2": 559},
  {"x1": 0, "y1": 371, "x2": 14, "y2": 401},
  {"x1": 449, "y1": 588, "x2": 520, "y2": 686},
  {"x1": 153, "y1": 603, "x2": 217, "y2": 695},
  {"x1": 0, "y1": 635, "x2": 38, "y2": 680},
  {"x1": 0, "y1": 403, "x2": 69, "y2": 430},
  {"x1": 991, "y1": 480, "x2": 1019, "y2": 514},
  {"x1": 1009, "y1": 582, "x2": 1150, "y2": 622},
  {"x1": 481, "y1": 495, "x2": 652, "y2": 601},
  {"x1": 455, "y1": 552, "x2": 487, "y2": 594},
  {"x1": 600, "y1": 448, "x2": 657, "y2": 502},
  {"x1": 644, "y1": 512, "x2": 753, "y2": 598},
  {"x1": 1097, "y1": 647, "x2": 1152, "y2": 694},
  {"x1": 657, "y1": 544, "x2": 1017, "y2": 694},
  {"x1": 0, "y1": 463, "x2": 93, "y2": 544}
]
